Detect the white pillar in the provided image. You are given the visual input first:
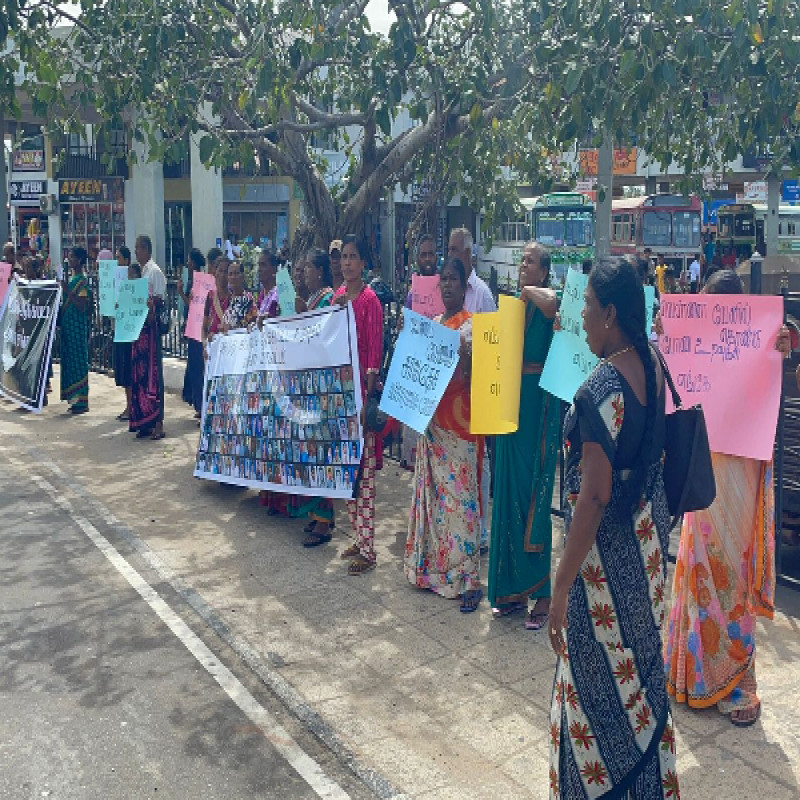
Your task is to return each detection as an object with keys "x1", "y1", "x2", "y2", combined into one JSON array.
[
  {"x1": 595, "y1": 137, "x2": 613, "y2": 260},
  {"x1": 766, "y1": 173, "x2": 780, "y2": 257},
  {"x1": 190, "y1": 105, "x2": 223, "y2": 256},
  {"x1": 130, "y1": 132, "x2": 166, "y2": 268}
]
